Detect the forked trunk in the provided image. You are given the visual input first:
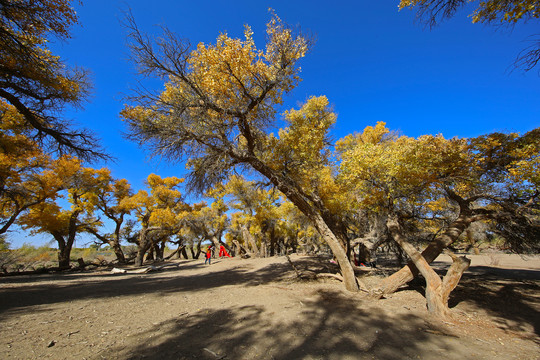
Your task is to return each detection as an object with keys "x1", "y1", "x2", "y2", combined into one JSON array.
[
  {"x1": 378, "y1": 213, "x2": 475, "y2": 295},
  {"x1": 441, "y1": 253, "x2": 471, "y2": 305},
  {"x1": 242, "y1": 225, "x2": 260, "y2": 257},
  {"x1": 112, "y1": 219, "x2": 126, "y2": 263},
  {"x1": 386, "y1": 216, "x2": 470, "y2": 318},
  {"x1": 191, "y1": 239, "x2": 203, "y2": 259},
  {"x1": 155, "y1": 242, "x2": 165, "y2": 261},
  {"x1": 53, "y1": 231, "x2": 74, "y2": 270},
  {"x1": 233, "y1": 239, "x2": 252, "y2": 257},
  {"x1": 135, "y1": 237, "x2": 151, "y2": 266},
  {"x1": 57, "y1": 248, "x2": 71, "y2": 269},
  {"x1": 179, "y1": 245, "x2": 189, "y2": 259},
  {"x1": 111, "y1": 241, "x2": 126, "y2": 264}
]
